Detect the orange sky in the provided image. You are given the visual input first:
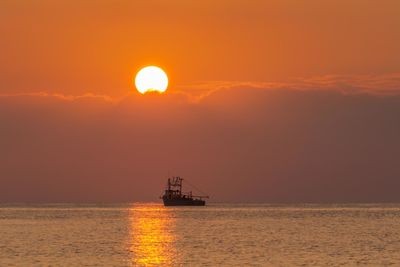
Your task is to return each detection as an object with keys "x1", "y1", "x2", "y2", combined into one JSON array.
[
  {"x1": 1, "y1": 1, "x2": 400, "y2": 202},
  {"x1": 1, "y1": 0, "x2": 400, "y2": 97}
]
